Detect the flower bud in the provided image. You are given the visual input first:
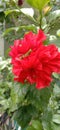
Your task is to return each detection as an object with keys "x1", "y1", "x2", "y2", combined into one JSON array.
[{"x1": 18, "y1": 0, "x2": 23, "y2": 6}]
